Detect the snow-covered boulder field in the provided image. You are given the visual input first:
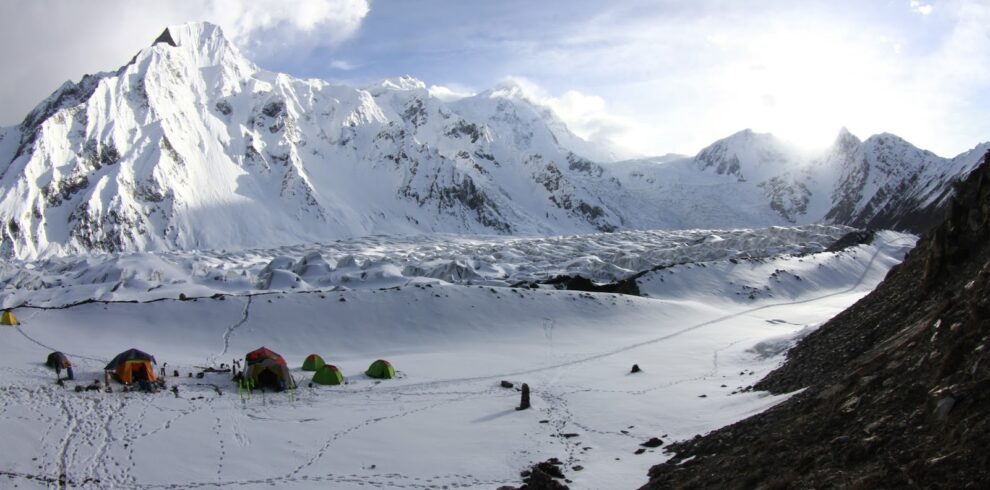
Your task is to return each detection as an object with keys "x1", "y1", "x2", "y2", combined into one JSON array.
[{"x1": 0, "y1": 226, "x2": 914, "y2": 488}]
